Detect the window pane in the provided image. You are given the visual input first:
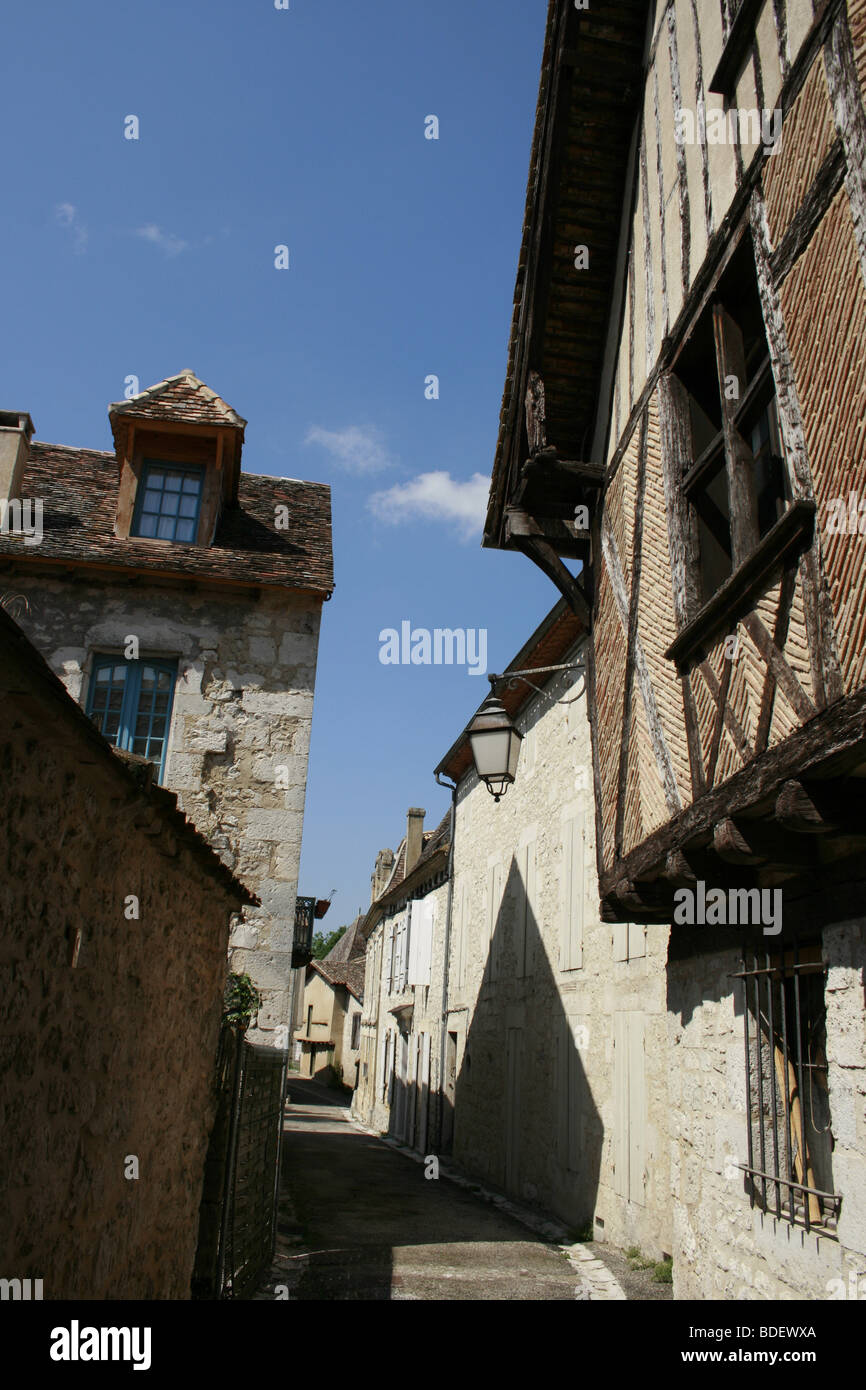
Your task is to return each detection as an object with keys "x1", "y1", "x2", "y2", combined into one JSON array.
[
  {"x1": 751, "y1": 398, "x2": 787, "y2": 538},
  {"x1": 131, "y1": 462, "x2": 203, "y2": 544},
  {"x1": 692, "y1": 462, "x2": 733, "y2": 601}
]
